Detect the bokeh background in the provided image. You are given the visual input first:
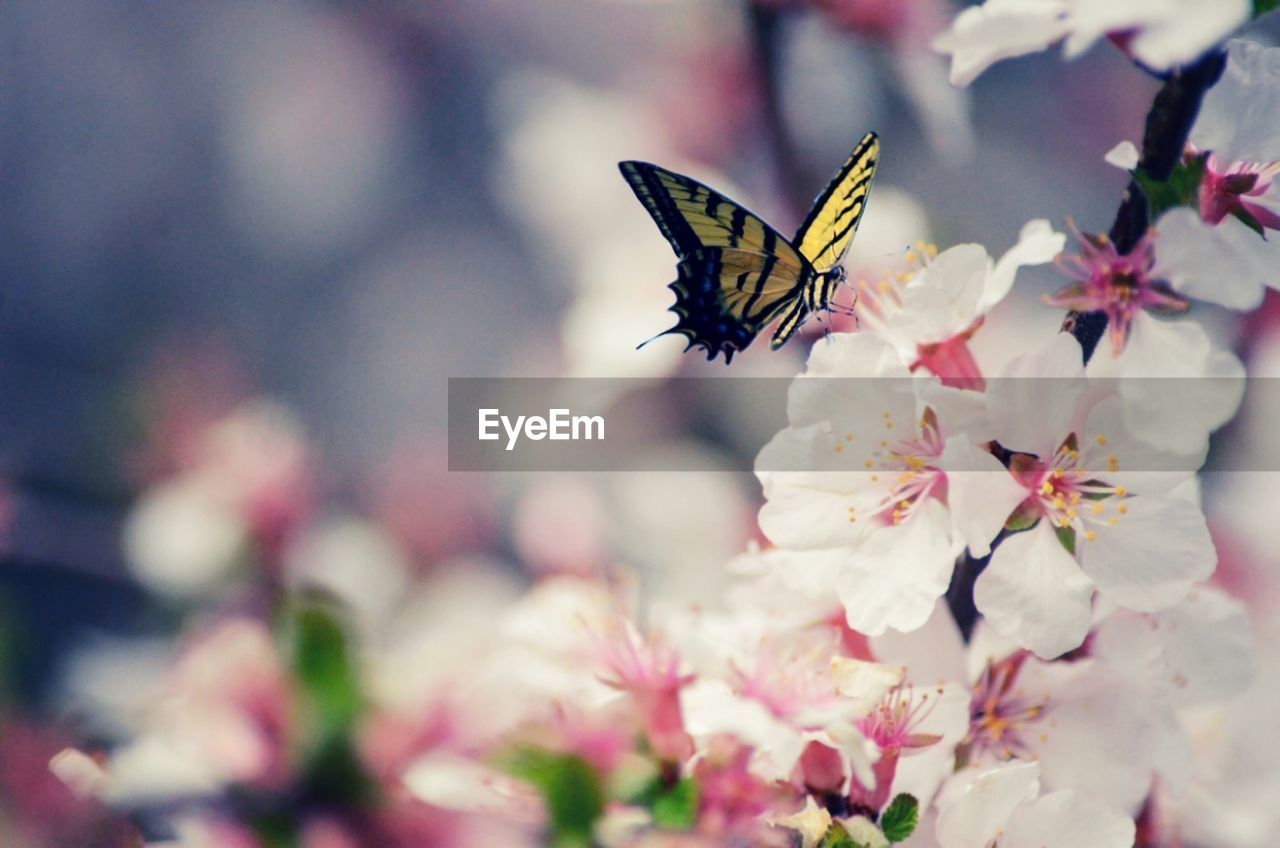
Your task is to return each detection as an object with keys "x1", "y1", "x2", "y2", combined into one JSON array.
[{"x1": 2, "y1": 0, "x2": 1279, "y2": 814}]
